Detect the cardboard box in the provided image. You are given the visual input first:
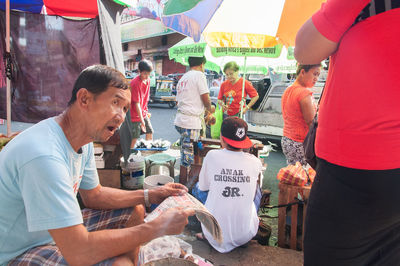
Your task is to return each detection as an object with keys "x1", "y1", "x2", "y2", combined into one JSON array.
[{"x1": 98, "y1": 169, "x2": 121, "y2": 188}]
